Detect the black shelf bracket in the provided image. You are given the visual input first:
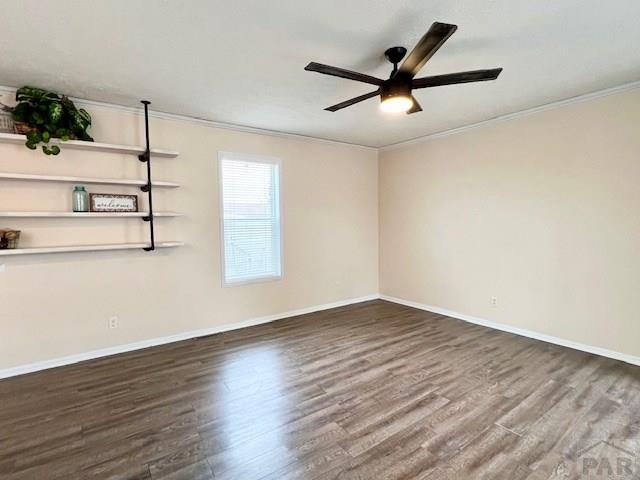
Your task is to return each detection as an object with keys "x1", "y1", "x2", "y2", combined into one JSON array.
[{"x1": 138, "y1": 100, "x2": 155, "y2": 251}]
